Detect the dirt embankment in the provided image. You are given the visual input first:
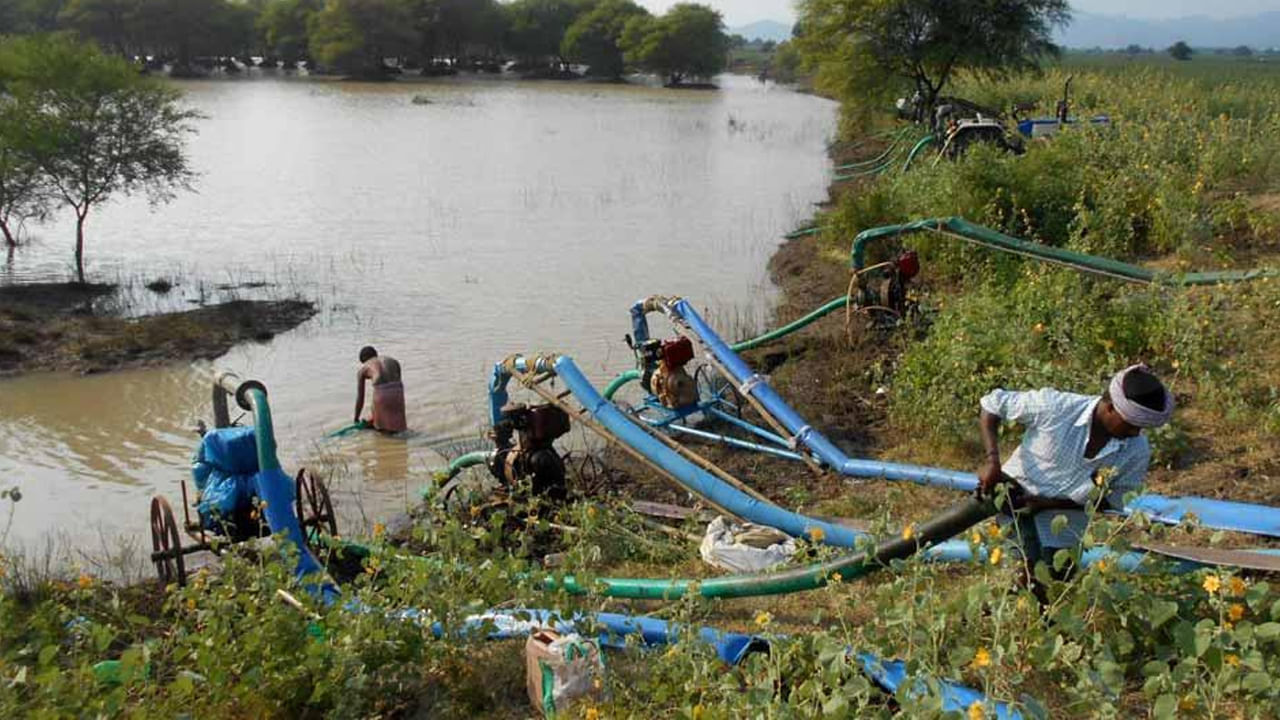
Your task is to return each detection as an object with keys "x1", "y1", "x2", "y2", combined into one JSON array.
[{"x1": 0, "y1": 283, "x2": 316, "y2": 376}]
